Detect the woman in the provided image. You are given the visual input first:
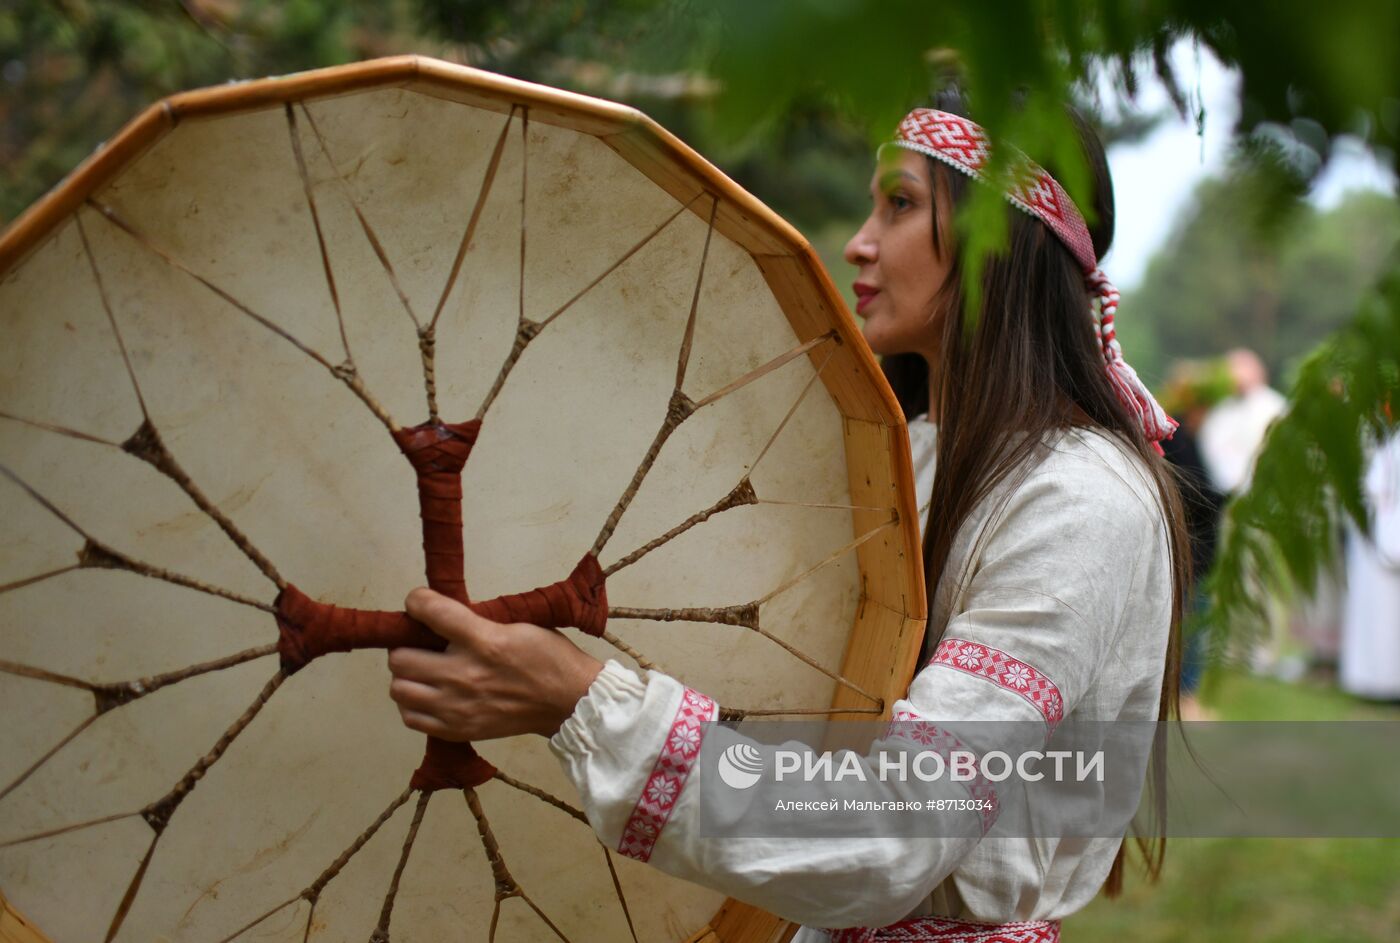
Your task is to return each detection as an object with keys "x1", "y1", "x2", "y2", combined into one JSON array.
[{"x1": 386, "y1": 99, "x2": 1191, "y2": 940}]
